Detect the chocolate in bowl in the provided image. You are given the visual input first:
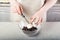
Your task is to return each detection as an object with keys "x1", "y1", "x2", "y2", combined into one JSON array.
[
  {"x1": 22, "y1": 26, "x2": 38, "y2": 37},
  {"x1": 22, "y1": 26, "x2": 37, "y2": 31},
  {"x1": 18, "y1": 21, "x2": 41, "y2": 36}
]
